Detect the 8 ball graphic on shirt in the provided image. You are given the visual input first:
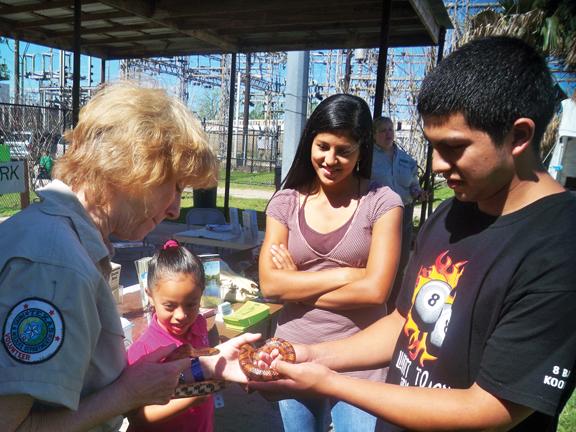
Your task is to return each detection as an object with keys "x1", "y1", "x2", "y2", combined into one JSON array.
[{"x1": 412, "y1": 280, "x2": 452, "y2": 357}]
